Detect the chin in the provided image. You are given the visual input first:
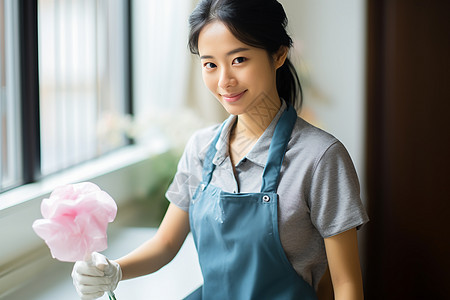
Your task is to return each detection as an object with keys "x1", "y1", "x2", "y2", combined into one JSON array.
[
  {"x1": 216, "y1": 98, "x2": 250, "y2": 116},
  {"x1": 219, "y1": 103, "x2": 247, "y2": 116}
]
